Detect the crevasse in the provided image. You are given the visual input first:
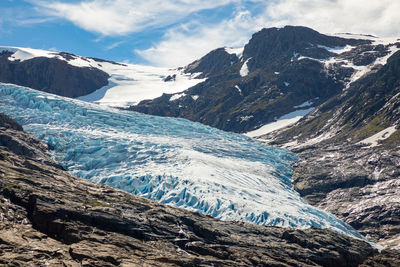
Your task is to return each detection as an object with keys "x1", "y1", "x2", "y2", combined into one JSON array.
[{"x1": 0, "y1": 83, "x2": 365, "y2": 241}]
